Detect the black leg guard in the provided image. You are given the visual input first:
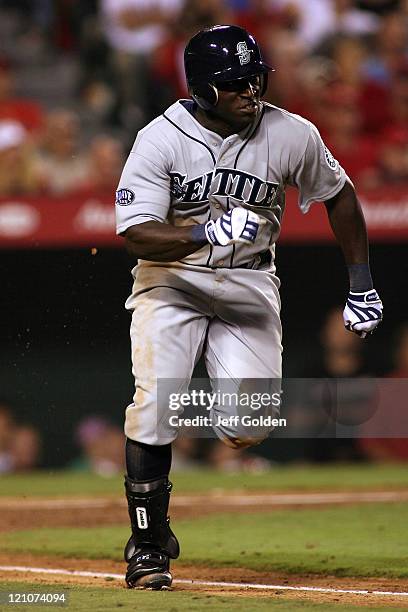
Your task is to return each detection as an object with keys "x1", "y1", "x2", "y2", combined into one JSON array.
[{"x1": 124, "y1": 475, "x2": 179, "y2": 590}]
